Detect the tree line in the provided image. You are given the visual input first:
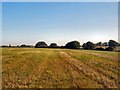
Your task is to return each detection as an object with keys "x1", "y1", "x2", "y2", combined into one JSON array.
[
  {"x1": 1, "y1": 40, "x2": 120, "y2": 51},
  {"x1": 35, "y1": 40, "x2": 120, "y2": 51}
]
